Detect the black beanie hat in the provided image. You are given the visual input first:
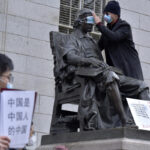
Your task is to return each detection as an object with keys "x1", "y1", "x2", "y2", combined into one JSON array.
[{"x1": 104, "y1": 1, "x2": 120, "y2": 17}]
